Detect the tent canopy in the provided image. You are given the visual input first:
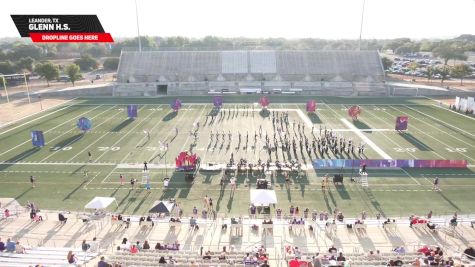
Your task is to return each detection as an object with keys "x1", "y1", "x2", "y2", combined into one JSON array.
[
  {"x1": 84, "y1": 197, "x2": 117, "y2": 209},
  {"x1": 149, "y1": 201, "x2": 175, "y2": 213},
  {"x1": 250, "y1": 189, "x2": 277, "y2": 206}
]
